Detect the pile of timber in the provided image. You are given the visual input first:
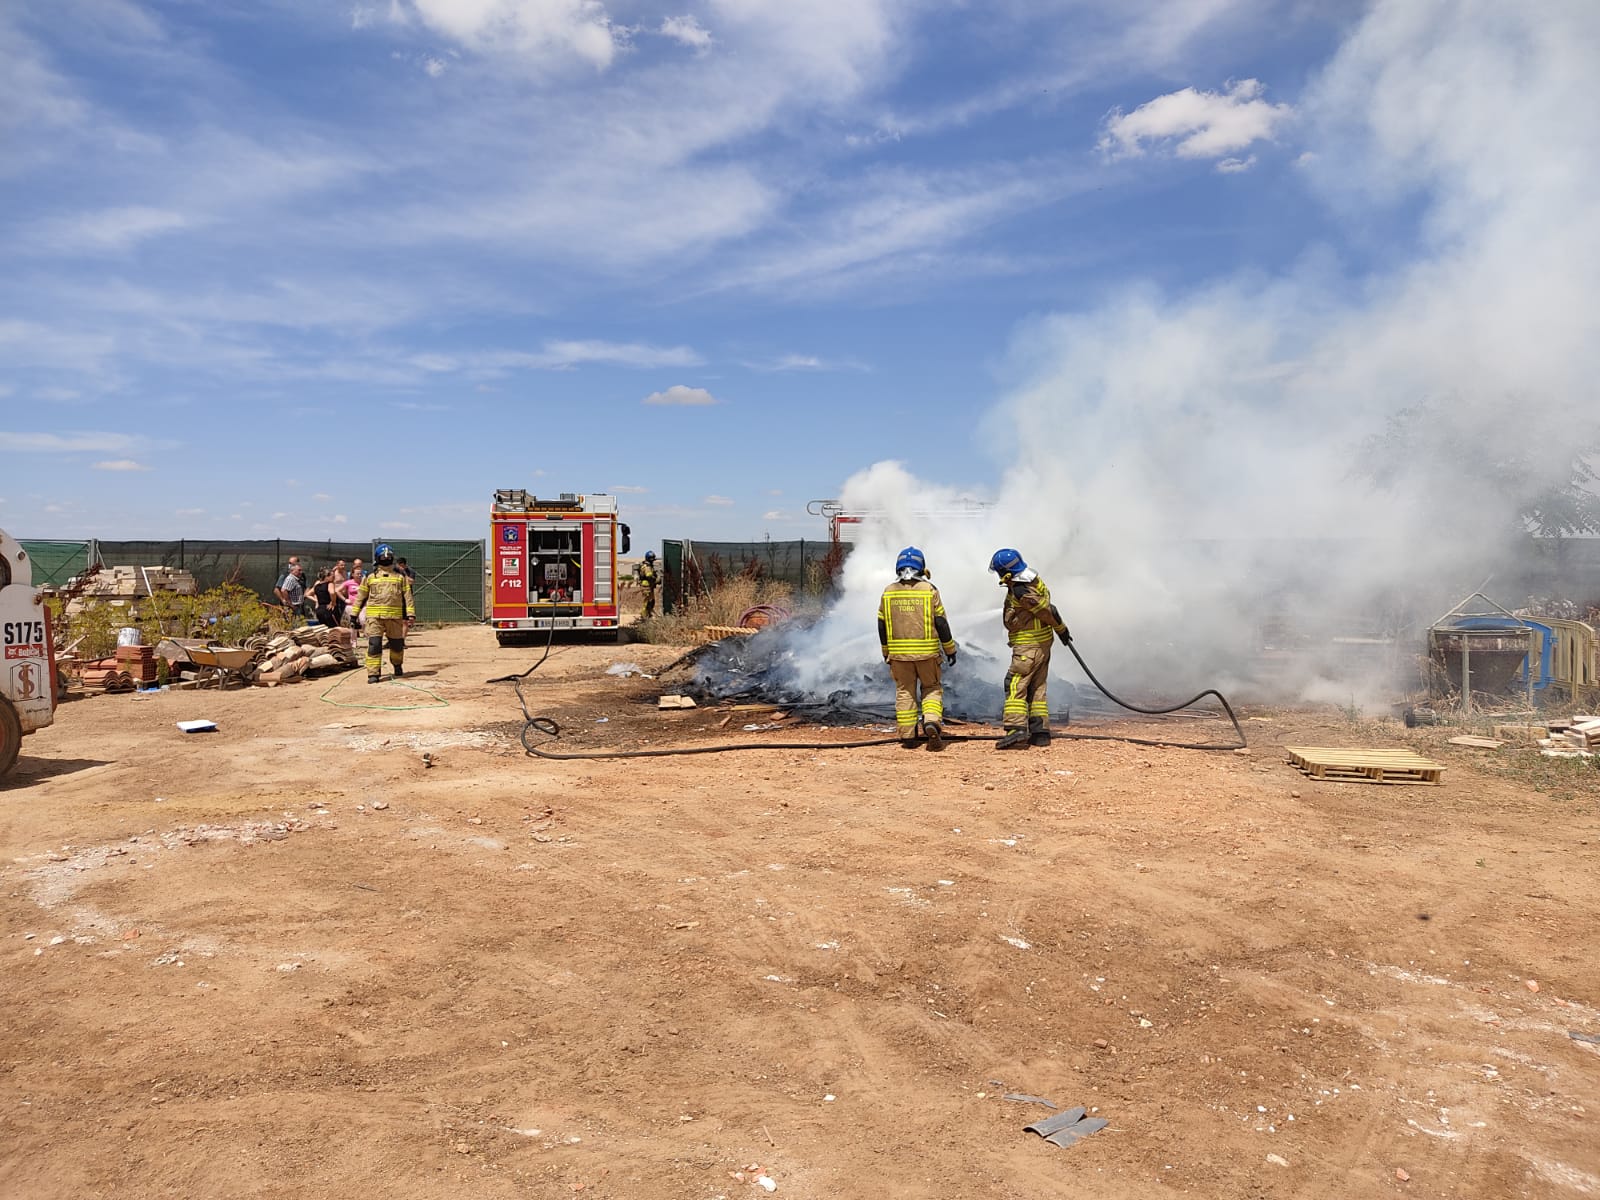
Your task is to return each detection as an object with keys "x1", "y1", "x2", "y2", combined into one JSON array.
[
  {"x1": 64, "y1": 565, "x2": 198, "y2": 615},
  {"x1": 249, "y1": 626, "x2": 358, "y2": 685},
  {"x1": 1539, "y1": 715, "x2": 1600, "y2": 756}
]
